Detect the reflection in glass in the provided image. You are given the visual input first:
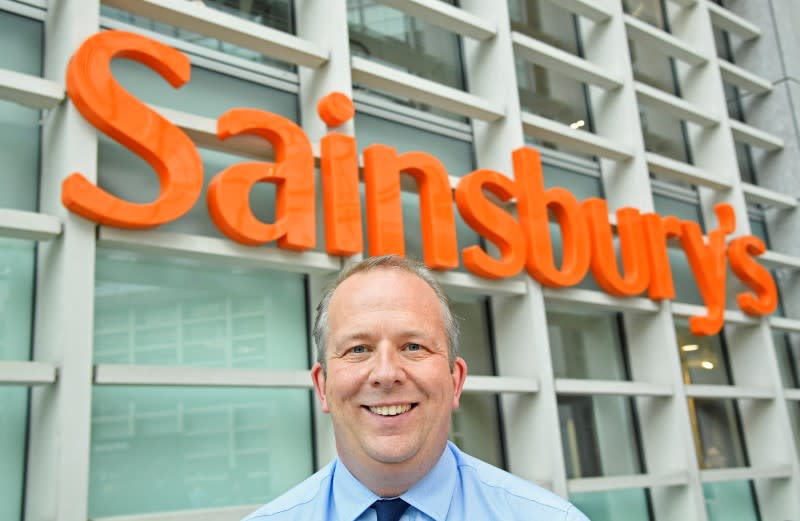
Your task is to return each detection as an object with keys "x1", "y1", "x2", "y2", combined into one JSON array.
[
  {"x1": 94, "y1": 252, "x2": 308, "y2": 370},
  {"x1": 558, "y1": 396, "x2": 644, "y2": 478},
  {"x1": 517, "y1": 58, "x2": 592, "y2": 131},
  {"x1": 89, "y1": 386, "x2": 313, "y2": 517},
  {"x1": 0, "y1": 387, "x2": 28, "y2": 521},
  {"x1": 623, "y1": 0, "x2": 667, "y2": 29},
  {"x1": 570, "y1": 488, "x2": 652, "y2": 521},
  {"x1": 102, "y1": 1, "x2": 294, "y2": 68},
  {"x1": 639, "y1": 104, "x2": 690, "y2": 163},
  {"x1": 508, "y1": 0, "x2": 580, "y2": 55},
  {"x1": 703, "y1": 480, "x2": 760, "y2": 521},
  {"x1": 347, "y1": 0, "x2": 463, "y2": 89},
  {"x1": 691, "y1": 399, "x2": 748, "y2": 469},
  {"x1": 773, "y1": 332, "x2": 800, "y2": 388},
  {"x1": 675, "y1": 322, "x2": 731, "y2": 385},
  {"x1": 547, "y1": 309, "x2": 628, "y2": 380}
]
